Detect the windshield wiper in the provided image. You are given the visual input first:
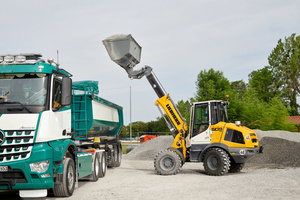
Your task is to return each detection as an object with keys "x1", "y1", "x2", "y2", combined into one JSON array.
[{"x1": 0, "y1": 101, "x2": 32, "y2": 113}]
